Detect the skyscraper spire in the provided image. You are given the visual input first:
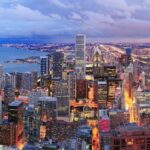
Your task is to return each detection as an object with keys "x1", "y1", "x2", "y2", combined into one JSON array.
[{"x1": 93, "y1": 46, "x2": 103, "y2": 79}]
